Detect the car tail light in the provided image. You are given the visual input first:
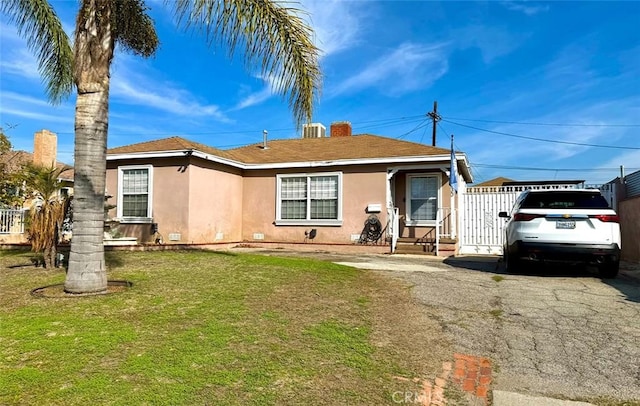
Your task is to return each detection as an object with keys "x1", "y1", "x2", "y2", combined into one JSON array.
[
  {"x1": 513, "y1": 213, "x2": 544, "y2": 221},
  {"x1": 590, "y1": 214, "x2": 619, "y2": 223}
]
